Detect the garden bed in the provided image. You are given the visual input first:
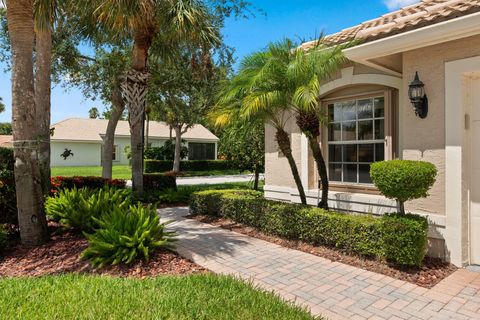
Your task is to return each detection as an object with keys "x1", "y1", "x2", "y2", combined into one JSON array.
[
  {"x1": 188, "y1": 214, "x2": 457, "y2": 288},
  {"x1": 0, "y1": 224, "x2": 204, "y2": 277}
]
